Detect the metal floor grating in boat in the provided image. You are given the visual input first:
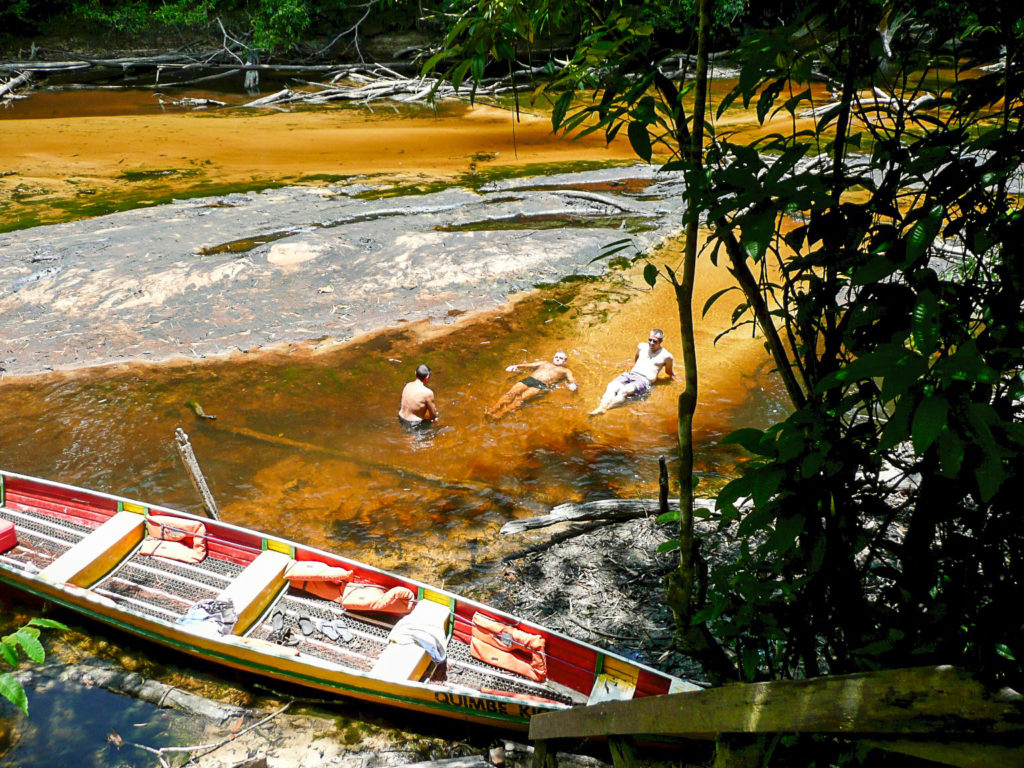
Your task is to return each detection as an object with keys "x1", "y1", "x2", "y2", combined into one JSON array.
[
  {"x1": 250, "y1": 590, "x2": 579, "y2": 702},
  {"x1": 94, "y1": 550, "x2": 245, "y2": 622},
  {"x1": 0, "y1": 504, "x2": 94, "y2": 541},
  {"x1": 442, "y1": 637, "x2": 579, "y2": 704},
  {"x1": 0, "y1": 504, "x2": 94, "y2": 571},
  {"x1": 248, "y1": 591, "x2": 392, "y2": 672}
]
